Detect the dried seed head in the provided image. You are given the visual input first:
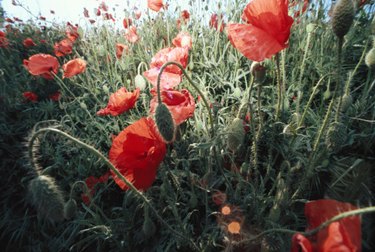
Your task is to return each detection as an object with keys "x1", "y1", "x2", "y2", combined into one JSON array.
[
  {"x1": 64, "y1": 198, "x2": 77, "y2": 220},
  {"x1": 226, "y1": 118, "x2": 245, "y2": 152},
  {"x1": 325, "y1": 122, "x2": 347, "y2": 152},
  {"x1": 155, "y1": 103, "x2": 175, "y2": 143},
  {"x1": 365, "y1": 48, "x2": 375, "y2": 70},
  {"x1": 28, "y1": 175, "x2": 65, "y2": 222},
  {"x1": 250, "y1": 61, "x2": 266, "y2": 84},
  {"x1": 332, "y1": 0, "x2": 355, "y2": 38}
]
